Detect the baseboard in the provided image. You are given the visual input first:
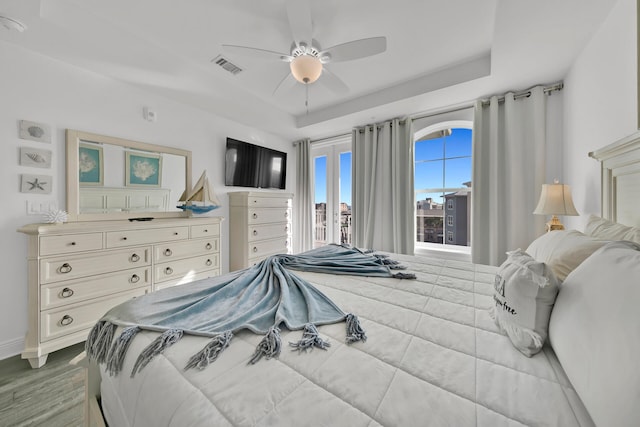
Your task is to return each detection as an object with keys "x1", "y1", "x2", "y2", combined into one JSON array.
[{"x1": 0, "y1": 337, "x2": 24, "y2": 361}]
